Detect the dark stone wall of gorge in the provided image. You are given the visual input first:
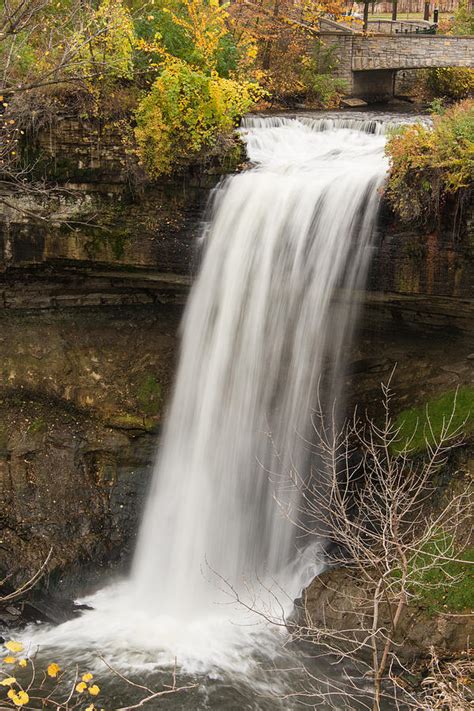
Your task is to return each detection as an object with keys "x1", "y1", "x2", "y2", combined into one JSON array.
[
  {"x1": 0, "y1": 117, "x2": 472, "y2": 620},
  {"x1": 0, "y1": 304, "x2": 182, "y2": 606}
]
